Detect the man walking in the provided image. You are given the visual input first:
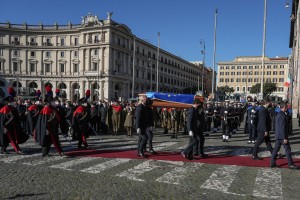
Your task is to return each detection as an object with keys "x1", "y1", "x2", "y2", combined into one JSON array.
[
  {"x1": 270, "y1": 102, "x2": 299, "y2": 169},
  {"x1": 252, "y1": 101, "x2": 273, "y2": 160}
]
